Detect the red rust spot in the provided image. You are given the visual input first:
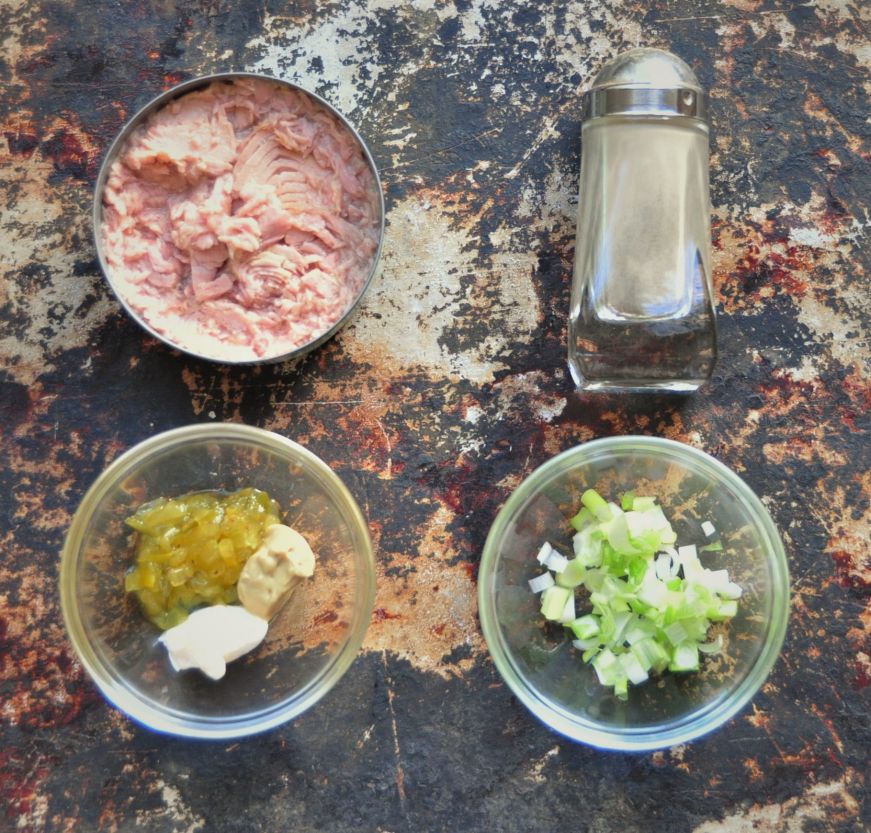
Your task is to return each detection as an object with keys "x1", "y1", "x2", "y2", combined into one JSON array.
[
  {"x1": 313, "y1": 610, "x2": 339, "y2": 626},
  {"x1": 460, "y1": 561, "x2": 478, "y2": 582},
  {"x1": 163, "y1": 72, "x2": 185, "y2": 89},
  {"x1": 842, "y1": 373, "x2": 871, "y2": 412},
  {"x1": 373, "y1": 607, "x2": 400, "y2": 622},
  {"x1": 3, "y1": 131, "x2": 39, "y2": 157},
  {"x1": 147, "y1": 50, "x2": 160, "y2": 60},
  {"x1": 438, "y1": 459, "x2": 495, "y2": 521},
  {"x1": 779, "y1": 750, "x2": 830, "y2": 775},
  {"x1": 838, "y1": 407, "x2": 859, "y2": 432},
  {"x1": 335, "y1": 407, "x2": 396, "y2": 471},
  {"x1": 650, "y1": 751, "x2": 667, "y2": 767},
  {"x1": 757, "y1": 371, "x2": 815, "y2": 402},
  {"x1": 42, "y1": 131, "x2": 92, "y2": 180},
  {"x1": 431, "y1": 623, "x2": 446, "y2": 636},
  {"x1": 854, "y1": 662, "x2": 869, "y2": 690},
  {"x1": 383, "y1": 380, "x2": 410, "y2": 396},
  {"x1": 735, "y1": 244, "x2": 809, "y2": 300},
  {"x1": 18, "y1": 54, "x2": 55, "y2": 73},
  {"x1": 814, "y1": 187, "x2": 853, "y2": 238},
  {"x1": 0, "y1": 749, "x2": 52, "y2": 820},
  {"x1": 830, "y1": 549, "x2": 868, "y2": 590}
]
